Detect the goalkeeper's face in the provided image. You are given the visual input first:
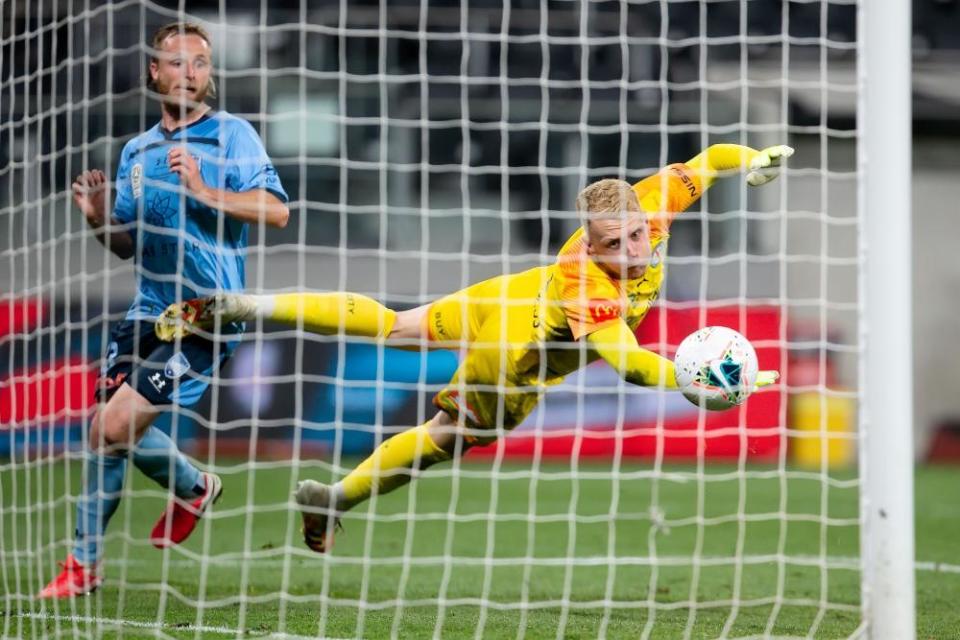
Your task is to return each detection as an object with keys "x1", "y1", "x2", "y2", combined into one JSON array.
[
  {"x1": 585, "y1": 213, "x2": 652, "y2": 280},
  {"x1": 150, "y1": 34, "x2": 213, "y2": 109}
]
